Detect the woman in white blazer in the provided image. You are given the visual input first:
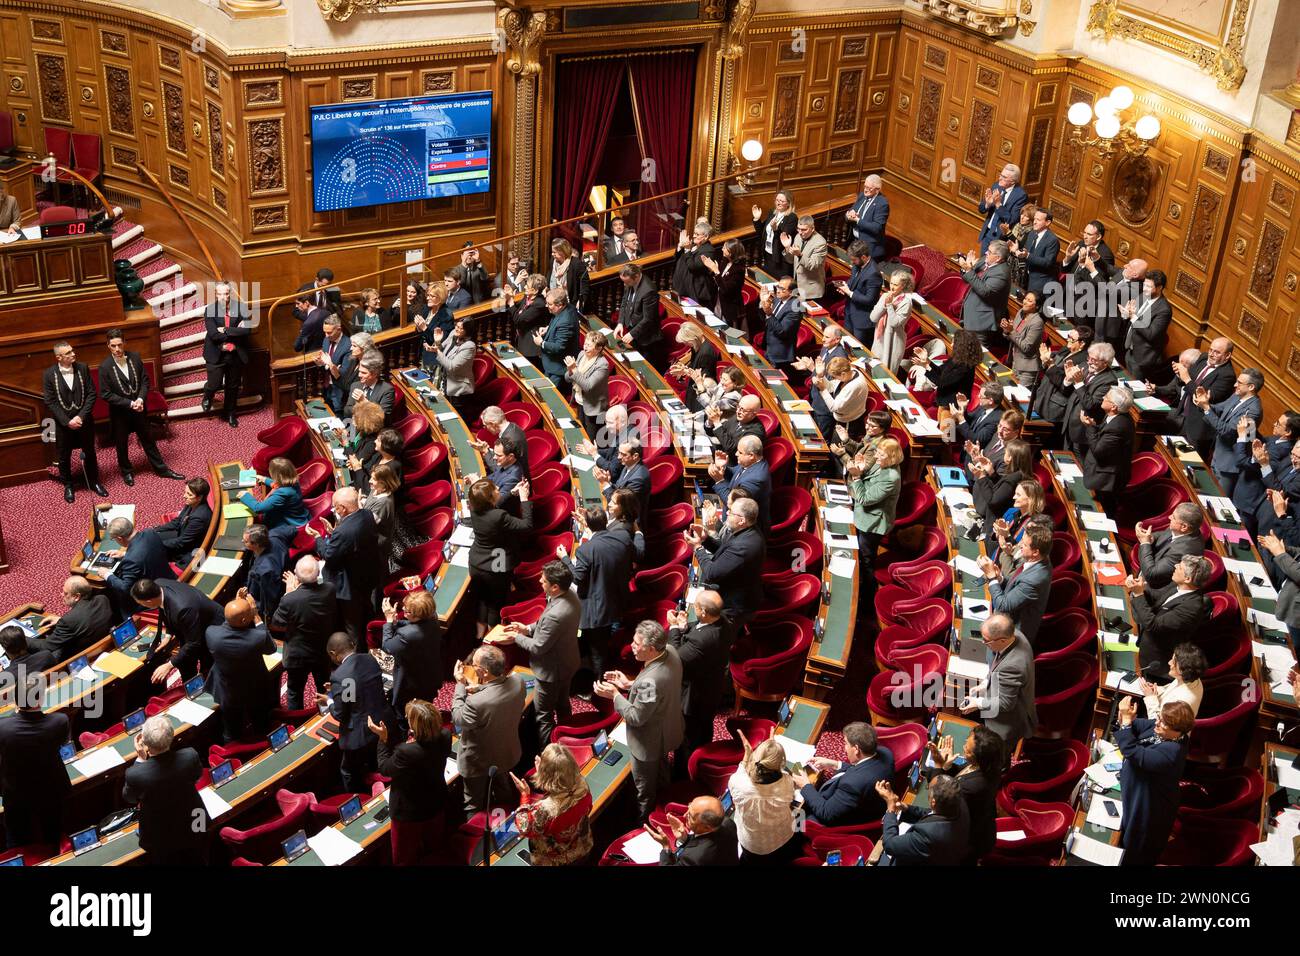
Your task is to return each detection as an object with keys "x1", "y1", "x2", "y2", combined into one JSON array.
[
  {"x1": 870, "y1": 268, "x2": 915, "y2": 374},
  {"x1": 816, "y1": 356, "x2": 870, "y2": 439}
]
